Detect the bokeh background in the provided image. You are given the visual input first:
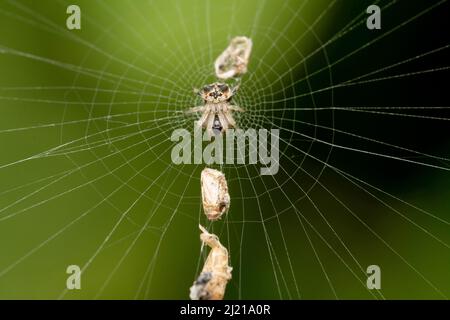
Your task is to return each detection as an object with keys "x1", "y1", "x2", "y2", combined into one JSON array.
[{"x1": 0, "y1": 0, "x2": 449, "y2": 299}]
